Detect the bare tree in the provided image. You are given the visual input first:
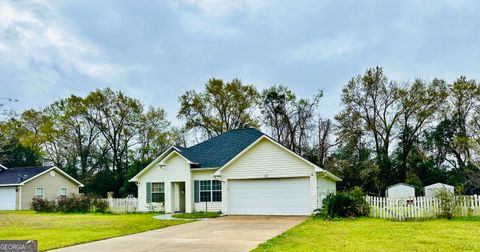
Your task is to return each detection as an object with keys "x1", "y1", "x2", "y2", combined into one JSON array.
[
  {"x1": 261, "y1": 85, "x2": 322, "y2": 154},
  {"x1": 317, "y1": 117, "x2": 334, "y2": 167}
]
